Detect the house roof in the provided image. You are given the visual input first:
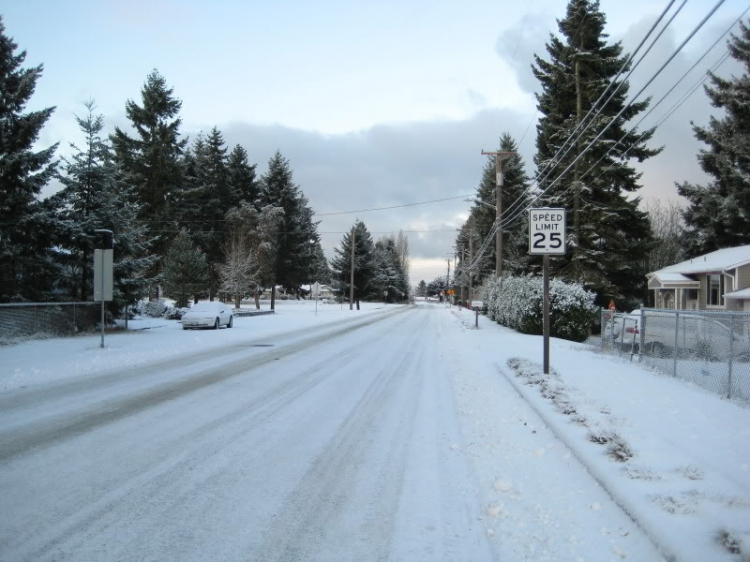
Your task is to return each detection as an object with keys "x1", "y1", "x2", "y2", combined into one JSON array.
[
  {"x1": 725, "y1": 288, "x2": 750, "y2": 300},
  {"x1": 652, "y1": 272, "x2": 699, "y2": 283},
  {"x1": 648, "y1": 244, "x2": 750, "y2": 277}
]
